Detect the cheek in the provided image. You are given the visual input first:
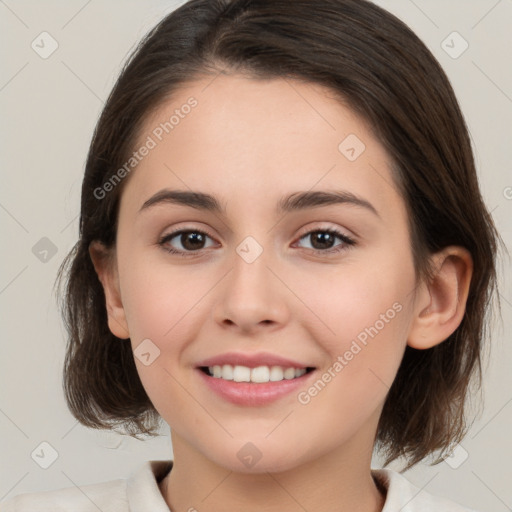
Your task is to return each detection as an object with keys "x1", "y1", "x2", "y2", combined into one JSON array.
[
  {"x1": 118, "y1": 253, "x2": 206, "y2": 343},
  {"x1": 294, "y1": 297, "x2": 411, "y2": 445},
  {"x1": 116, "y1": 253, "x2": 217, "y2": 408},
  {"x1": 292, "y1": 252, "x2": 415, "y2": 356},
  {"x1": 117, "y1": 258, "x2": 198, "y2": 418},
  {"x1": 292, "y1": 256, "x2": 414, "y2": 415}
]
